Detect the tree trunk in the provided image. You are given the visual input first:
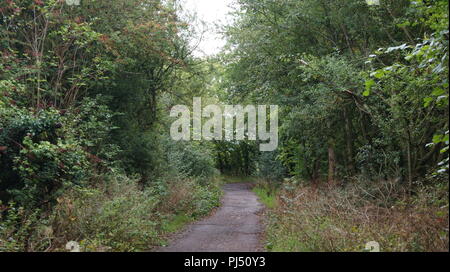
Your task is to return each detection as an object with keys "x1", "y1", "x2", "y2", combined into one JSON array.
[
  {"x1": 312, "y1": 158, "x2": 320, "y2": 185},
  {"x1": 328, "y1": 140, "x2": 336, "y2": 186},
  {"x1": 344, "y1": 107, "x2": 355, "y2": 175},
  {"x1": 406, "y1": 131, "x2": 413, "y2": 198}
]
